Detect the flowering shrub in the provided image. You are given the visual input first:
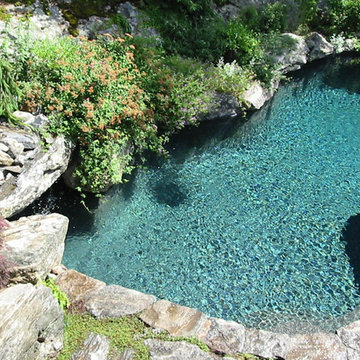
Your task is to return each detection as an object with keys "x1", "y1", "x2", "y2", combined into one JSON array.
[{"x1": 207, "y1": 57, "x2": 253, "y2": 102}]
